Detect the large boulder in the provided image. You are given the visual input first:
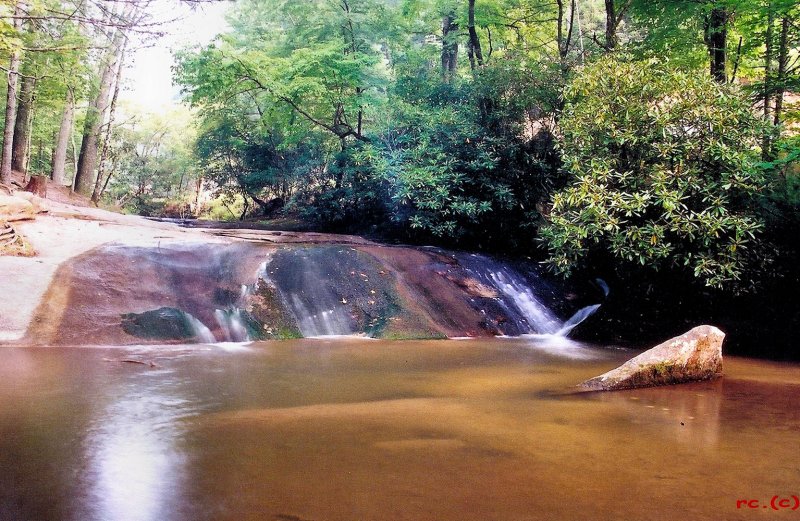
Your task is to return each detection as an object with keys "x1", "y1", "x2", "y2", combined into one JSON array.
[{"x1": 582, "y1": 325, "x2": 724, "y2": 391}]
